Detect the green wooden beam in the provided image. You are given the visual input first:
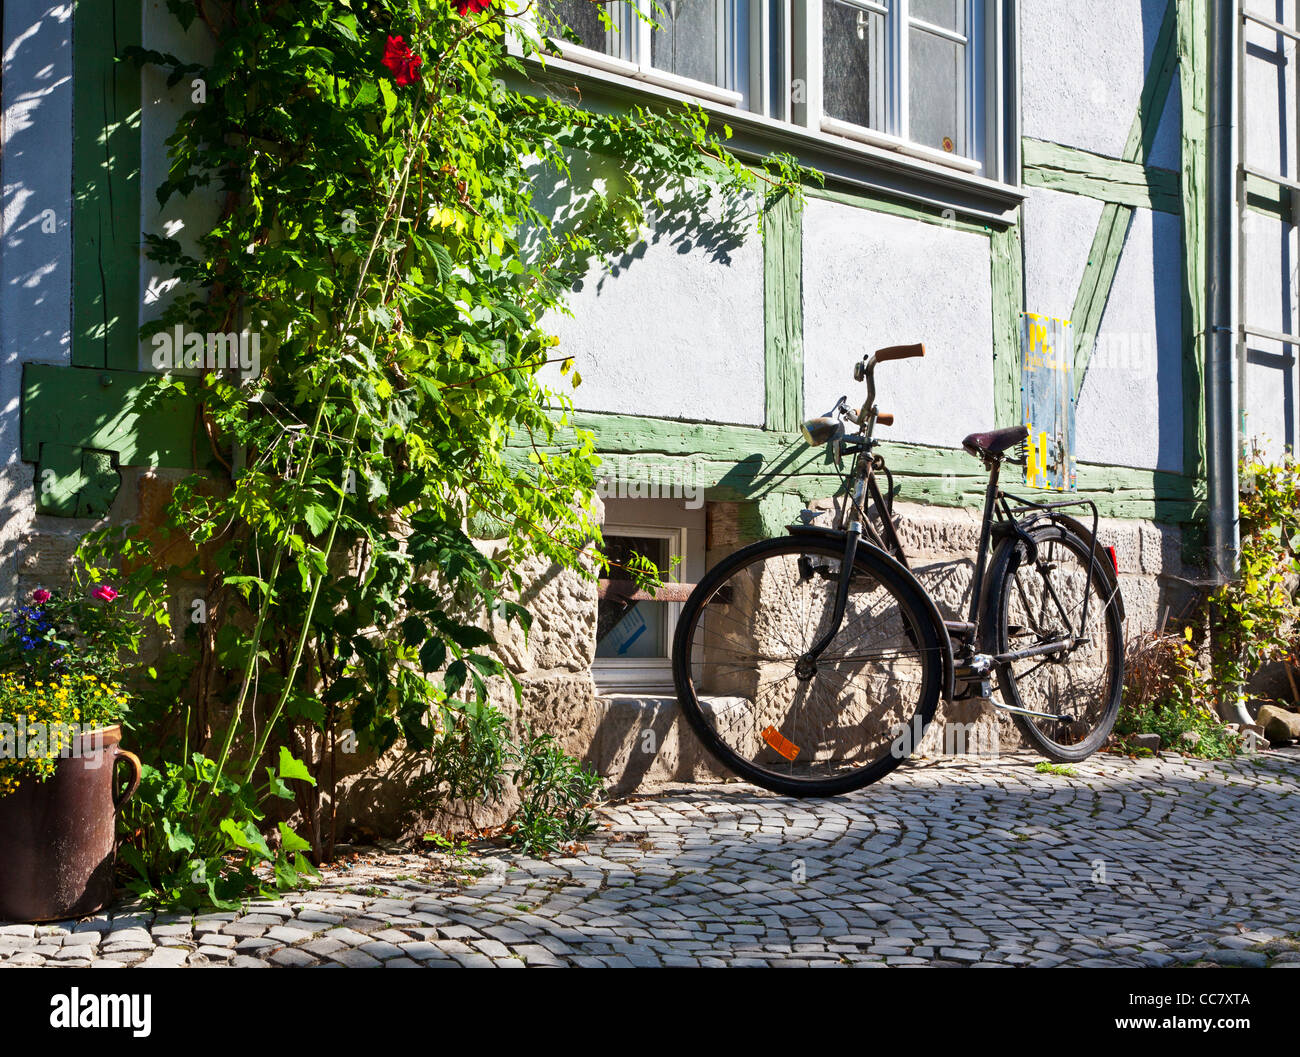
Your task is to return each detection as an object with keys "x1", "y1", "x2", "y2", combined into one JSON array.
[
  {"x1": 806, "y1": 184, "x2": 993, "y2": 236},
  {"x1": 1067, "y1": 0, "x2": 1183, "y2": 400},
  {"x1": 1022, "y1": 139, "x2": 1181, "y2": 214},
  {"x1": 515, "y1": 411, "x2": 1203, "y2": 524},
  {"x1": 73, "y1": 0, "x2": 143, "y2": 371},
  {"x1": 990, "y1": 221, "x2": 1024, "y2": 429},
  {"x1": 22, "y1": 364, "x2": 198, "y2": 467},
  {"x1": 763, "y1": 194, "x2": 804, "y2": 433}
]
